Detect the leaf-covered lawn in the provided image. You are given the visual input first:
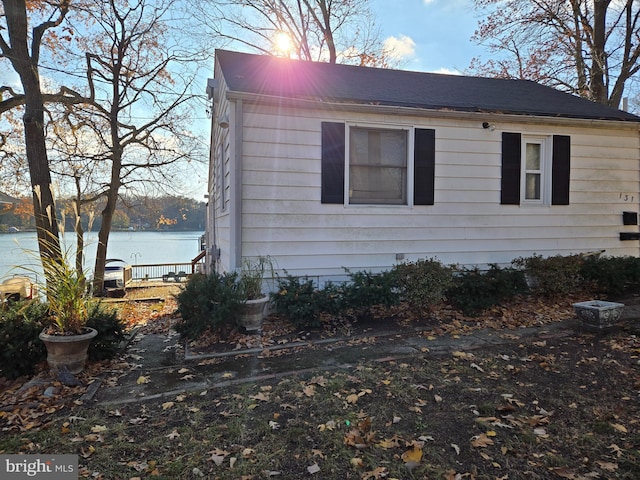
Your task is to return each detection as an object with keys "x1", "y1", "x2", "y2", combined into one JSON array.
[
  {"x1": 2, "y1": 329, "x2": 639, "y2": 479},
  {"x1": 1, "y1": 288, "x2": 639, "y2": 479}
]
